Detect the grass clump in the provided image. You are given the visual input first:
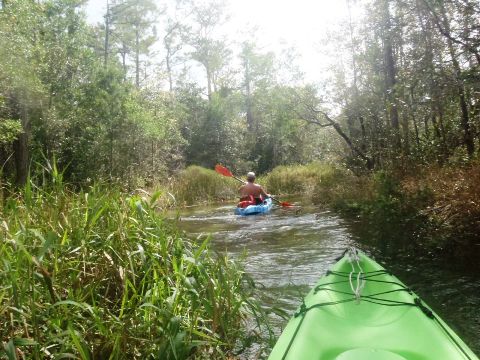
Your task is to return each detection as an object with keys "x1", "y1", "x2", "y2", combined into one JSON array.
[
  {"x1": 260, "y1": 162, "x2": 346, "y2": 195},
  {"x1": 170, "y1": 166, "x2": 238, "y2": 205},
  {"x1": 0, "y1": 174, "x2": 270, "y2": 359},
  {"x1": 401, "y1": 161, "x2": 480, "y2": 255}
]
